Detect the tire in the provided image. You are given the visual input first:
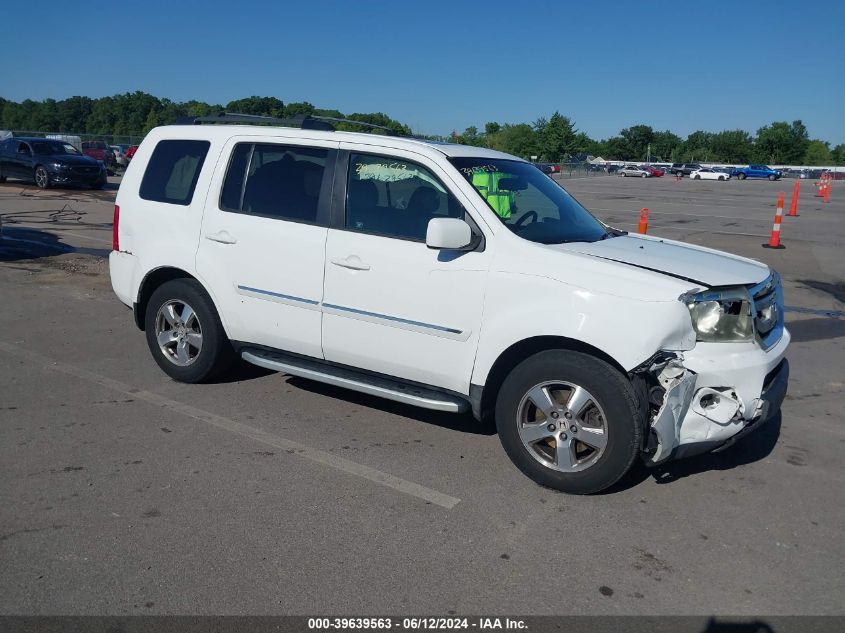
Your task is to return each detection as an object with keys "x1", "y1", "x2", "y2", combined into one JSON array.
[
  {"x1": 91, "y1": 179, "x2": 106, "y2": 190},
  {"x1": 621, "y1": 172, "x2": 627, "y2": 177},
  {"x1": 738, "y1": 173, "x2": 747, "y2": 180},
  {"x1": 34, "y1": 166, "x2": 50, "y2": 189},
  {"x1": 768, "y1": 175, "x2": 776, "y2": 181},
  {"x1": 495, "y1": 350, "x2": 642, "y2": 495},
  {"x1": 719, "y1": 176, "x2": 725, "y2": 181},
  {"x1": 0, "y1": 165, "x2": 5, "y2": 183},
  {"x1": 641, "y1": 173, "x2": 647, "y2": 178},
  {"x1": 144, "y1": 279, "x2": 234, "y2": 383}
]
